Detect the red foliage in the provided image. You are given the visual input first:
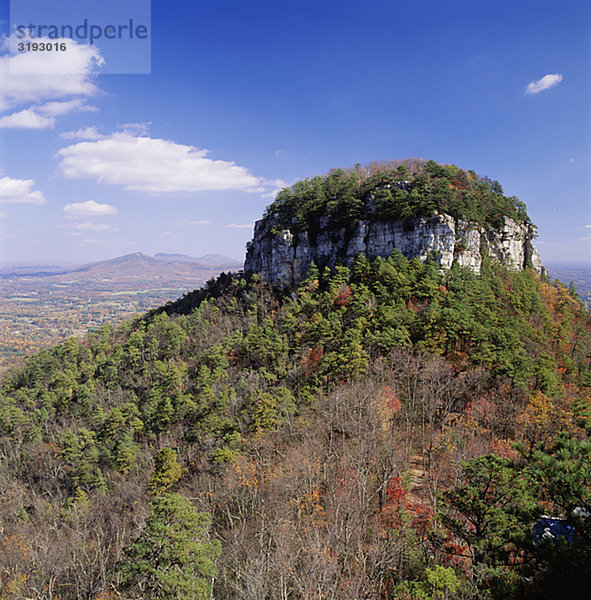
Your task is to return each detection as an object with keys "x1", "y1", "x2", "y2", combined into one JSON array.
[
  {"x1": 439, "y1": 530, "x2": 471, "y2": 568},
  {"x1": 381, "y1": 385, "x2": 401, "y2": 413},
  {"x1": 385, "y1": 476, "x2": 406, "y2": 504},
  {"x1": 488, "y1": 438, "x2": 518, "y2": 460},
  {"x1": 411, "y1": 505, "x2": 433, "y2": 535},
  {"x1": 407, "y1": 296, "x2": 429, "y2": 313},
  {"x1": 336, "y1": 284, "x2": 352, "y2": 308}
]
